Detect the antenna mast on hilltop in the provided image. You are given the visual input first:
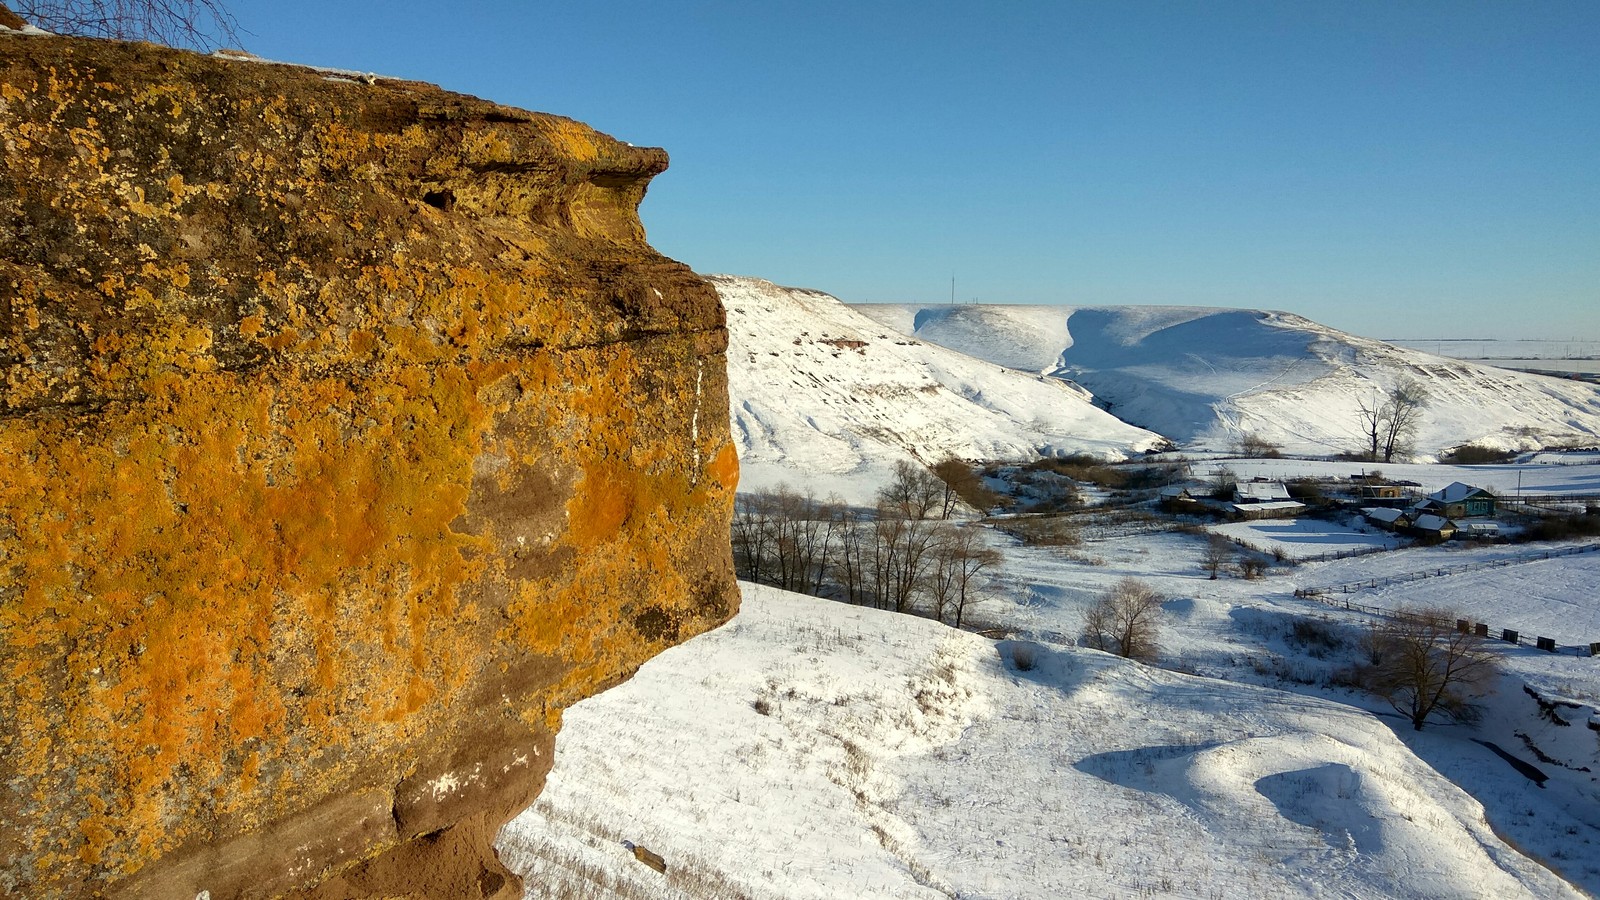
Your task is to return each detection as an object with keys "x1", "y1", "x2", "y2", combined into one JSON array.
[{"x1": 951, "y1": 274, "x2": 955, "y2": 306}]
